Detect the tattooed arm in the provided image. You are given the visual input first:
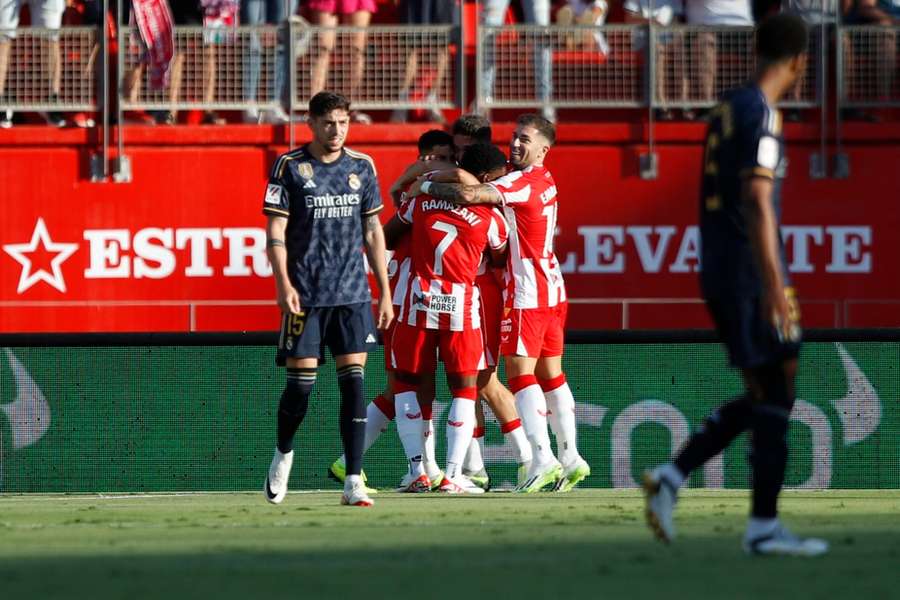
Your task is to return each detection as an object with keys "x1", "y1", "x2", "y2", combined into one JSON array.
[{"x1": 407, "y1": 177, "x2": 503, "y2": 206}]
